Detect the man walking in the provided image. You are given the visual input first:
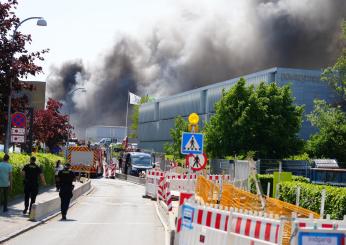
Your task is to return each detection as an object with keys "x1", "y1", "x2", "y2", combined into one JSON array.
[
  {"x1": 0, "y1": 154, "x2": 12, "y2": 213},
  {"x1": 22, "y1": 156, "x2": 46, "y2": 214},
  {"x1": 57, "y1": 163, "x2": 75, "y2": 220}
]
